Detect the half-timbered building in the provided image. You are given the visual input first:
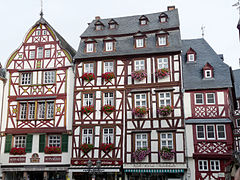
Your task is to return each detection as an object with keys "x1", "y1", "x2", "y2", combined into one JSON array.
[
  {"x1": 0, "y1": 15, "x2": 75, "y2": 180},
  {"x1": 183, "y1": 39, "x2": 234, "y2": 180}
]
